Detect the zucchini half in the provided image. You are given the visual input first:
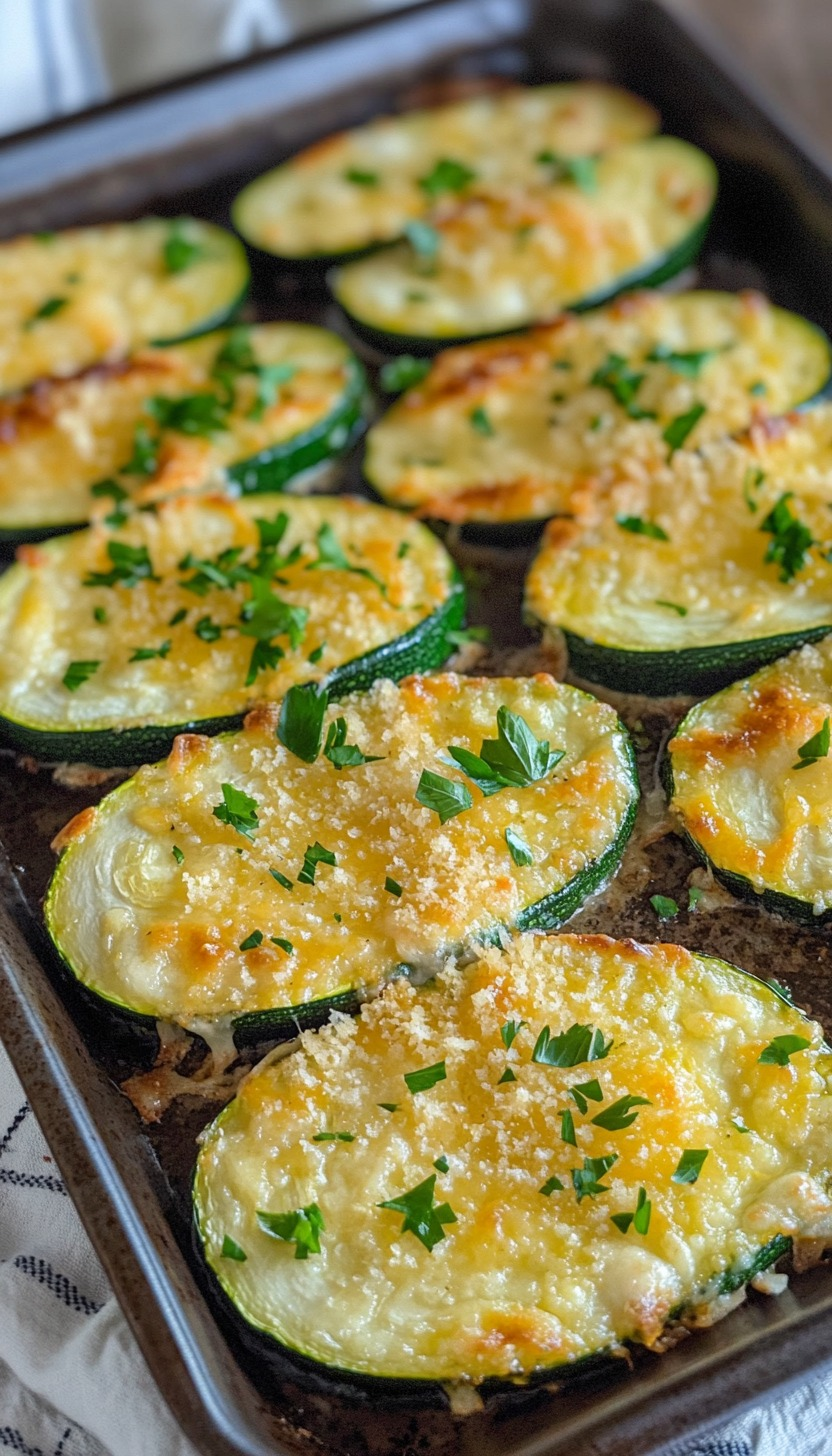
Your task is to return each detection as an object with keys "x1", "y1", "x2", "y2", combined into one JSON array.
[
  {"x1": 0, "y1": 219, "x2": 249, "y2": 396},
  {"x1": 44, "y1": 676, "x2": 638, "y2": 1034},
  {"x1": 0, "y1": 494, "x2": 463, "y2": 766},
  {"x1": 0, "y1": 324, "x2": 365, "y2": 542},
  {"x1": 667, "y1": 636, "x2": 832, "y2": 922},
  {"x1": 232, "y1": 83, "x2": 658, "y2": 262},
  {"x1": 331, "y1": 137, "x2": 717, "y2": 350},
  {"x1": 525, "y1": 412, "x2": 832, "y2": 696},
  {"x1": 365, "y1": 291, "x2": 832, "y2": 526},
  {"x1": 193, "y1": 931, "x2": 832, "y2": 1384}
]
